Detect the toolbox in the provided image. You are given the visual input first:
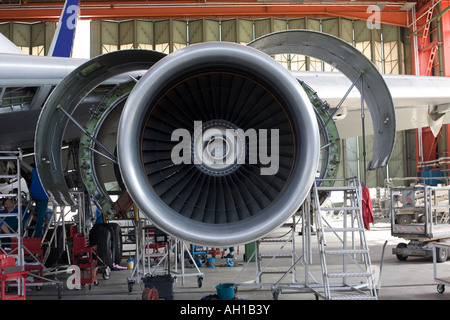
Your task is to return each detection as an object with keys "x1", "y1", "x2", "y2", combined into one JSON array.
[
  {"x1": 142, "y1": 226, "x2": 174, "y2": 299},
  {"x1": 143, "y1": 274, "x2": 174, "y2": 300}
]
